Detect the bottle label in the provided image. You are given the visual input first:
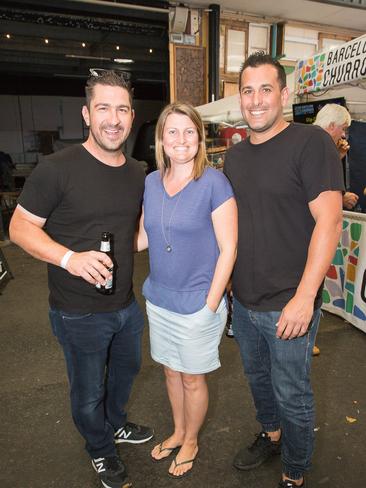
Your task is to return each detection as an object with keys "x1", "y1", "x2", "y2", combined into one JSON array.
[
  {"x1": 95, "y1": 268, "x2": 113, "y2": 291},
  {"x1": 100, "y1": 242, "x2": 110, "y2": 252},
  {"x1": 105, "y1": 276, "x2": 113, "y2": 289}
]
